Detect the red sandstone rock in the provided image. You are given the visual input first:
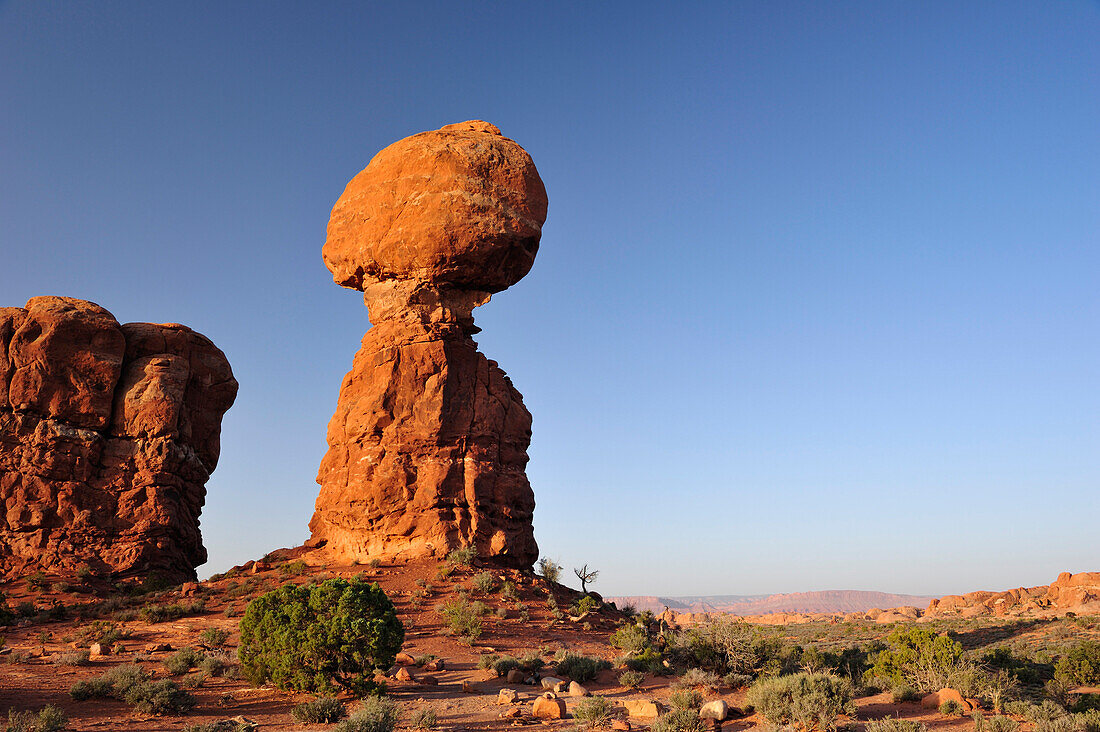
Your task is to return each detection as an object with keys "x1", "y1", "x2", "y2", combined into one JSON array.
[
  {"x1": 310, "y1": 121, "x2": 544, "y2": 568},
  {"x1": 0, "y1": 297, "x2": 237, "y2": 581}
]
